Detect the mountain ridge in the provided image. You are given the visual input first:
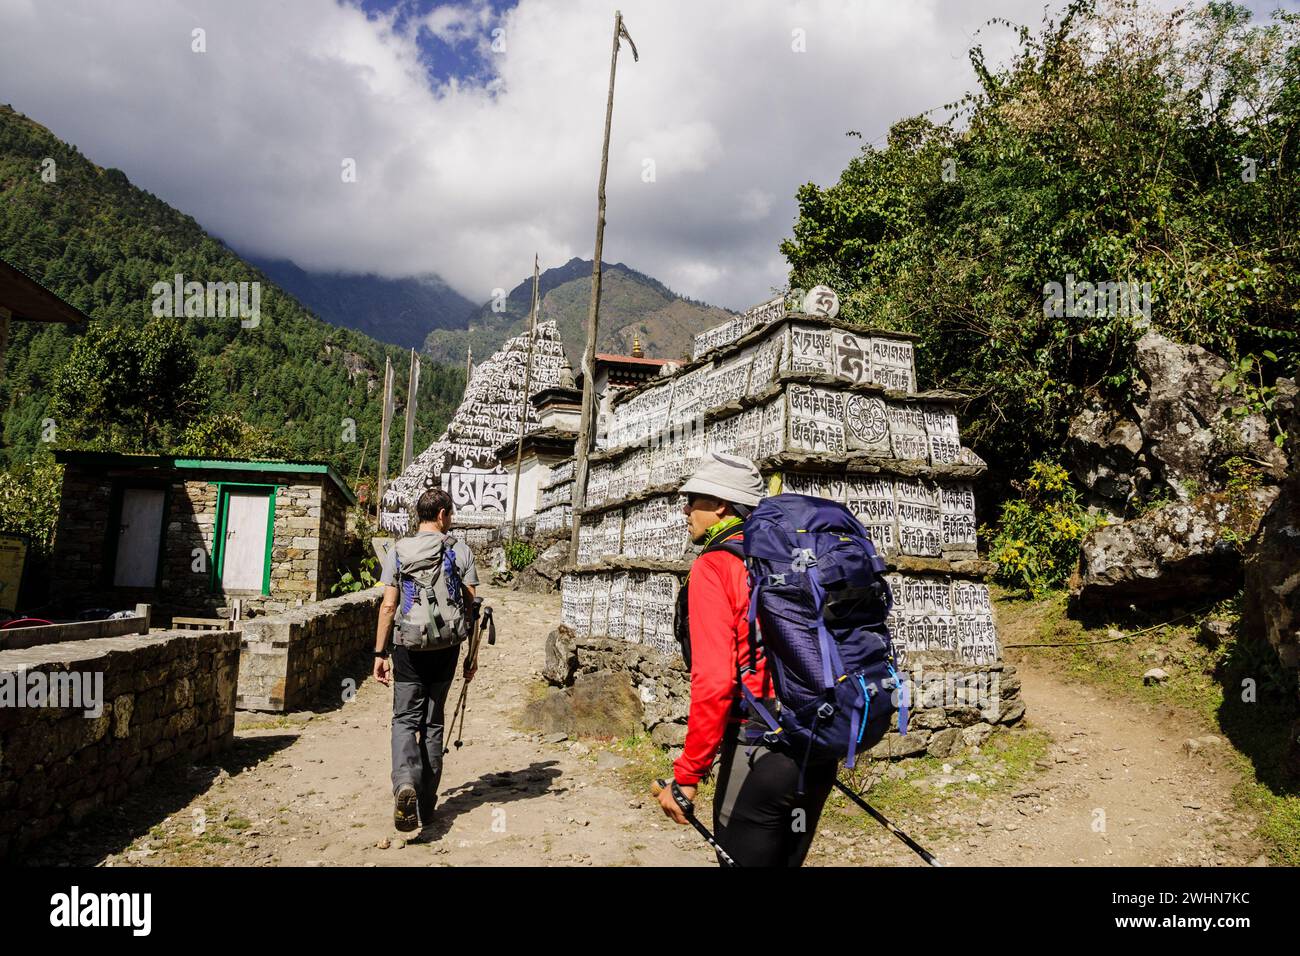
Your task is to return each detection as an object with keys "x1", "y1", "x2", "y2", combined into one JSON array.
[{"x1": 425, "y1": 256, "x2": 734, "y2": 368}]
